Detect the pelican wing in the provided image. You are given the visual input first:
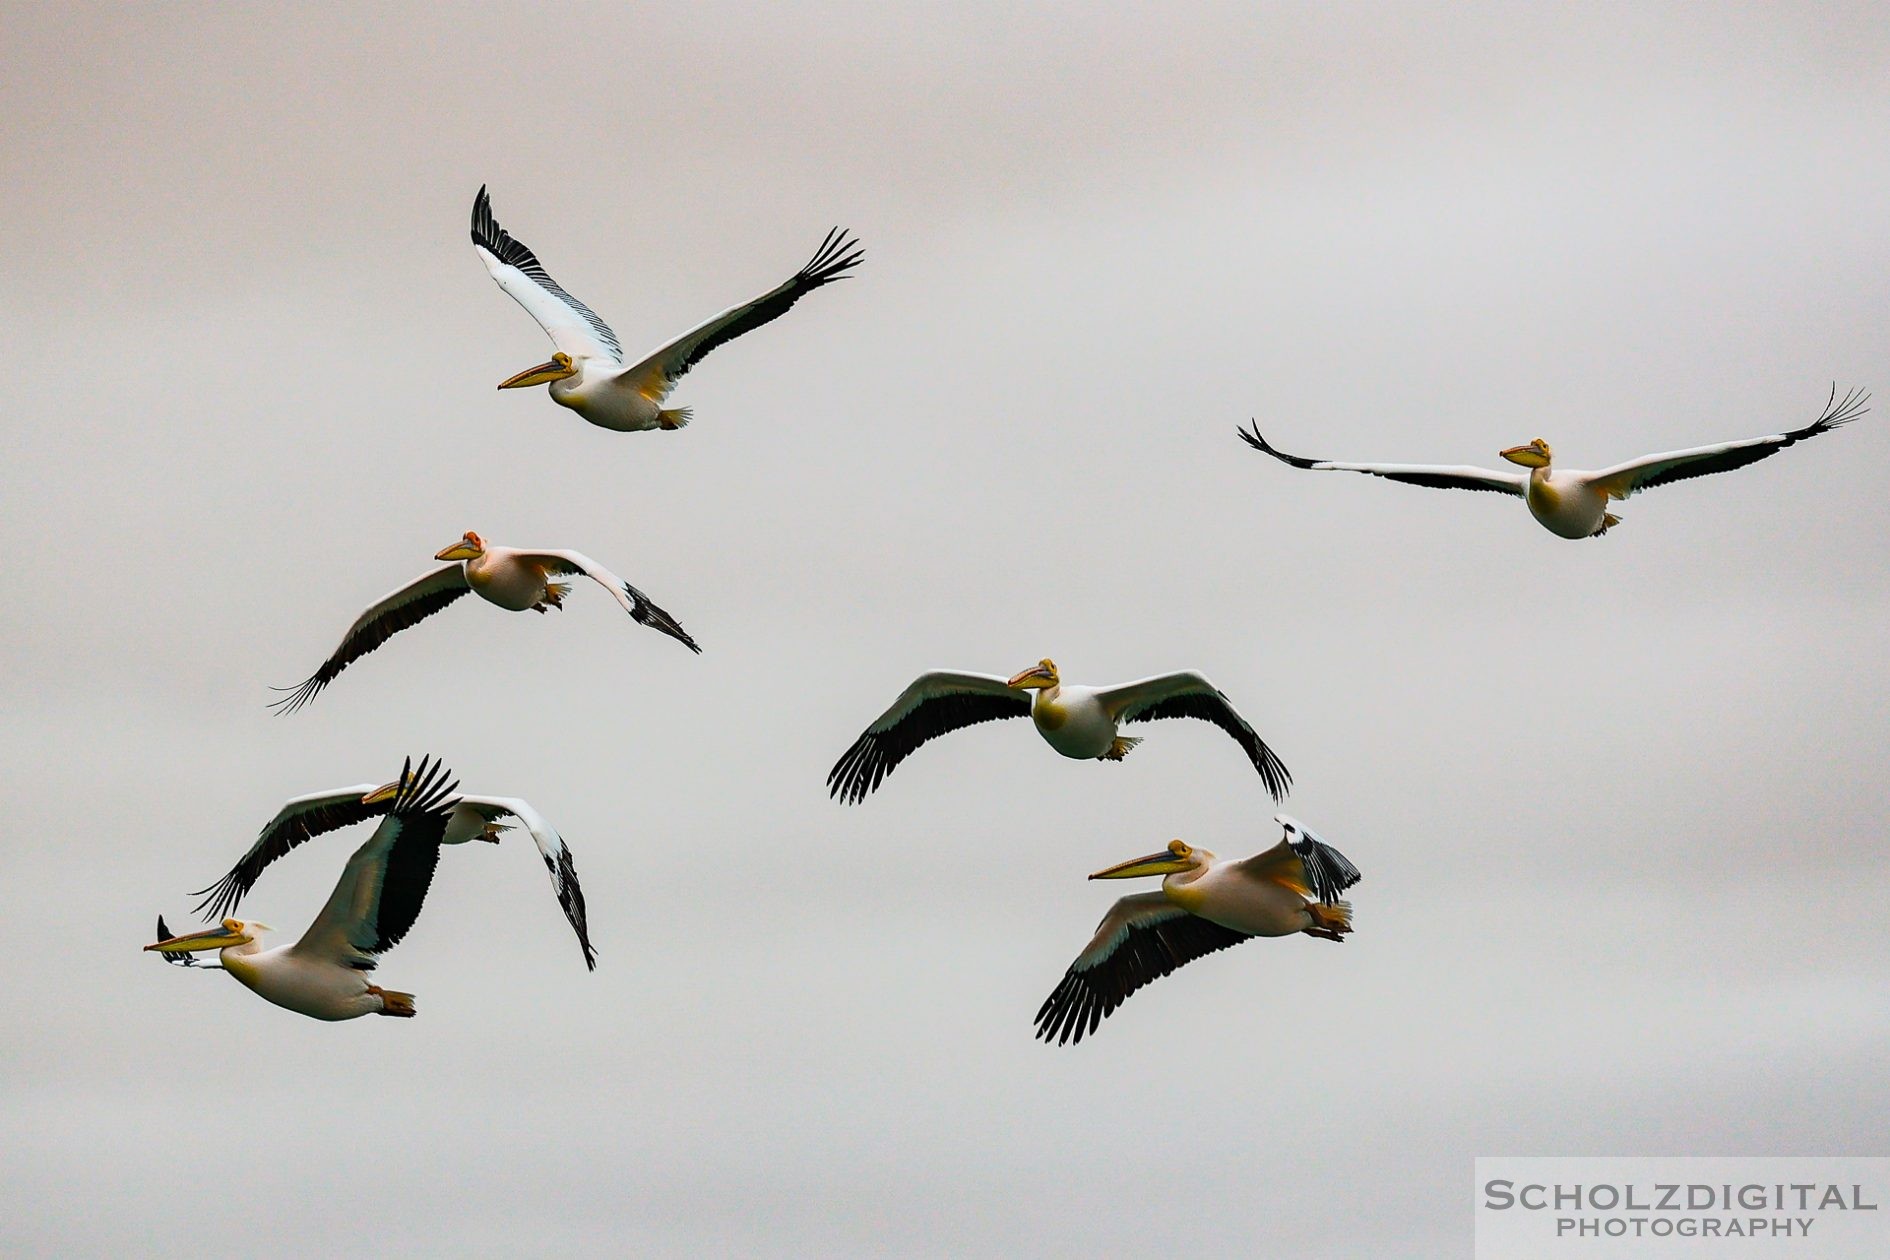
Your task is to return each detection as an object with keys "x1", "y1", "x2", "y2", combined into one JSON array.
[
  {"x1": 1583, "y1": 385, "x2": 1868, "y2": 500},
  {"x1": 827, "y1": 671, "x2": 1031, "y2": 803},
  {"x1": 618, "y1": 228, "x2": 863, "y2": 403},
  {"x1": 471, "y1": 186, "x2": 623, "y2": 362},
  {"x1": 1233, "y1": 828, "x2": 1361, "y2": 906},
  {"x1": 1035, "y1": 893, "x2": 1251, "y2": 1045},
  {"x1": 1239, "y1": 422, "x2": 1525, "y2": 495},
  {"x1": 1097, "y1": 672, "x2": 1292, "y2": 802},
  {"x1": 191, "y1": 784, "x2": 383, "y2": 921},
  {"x1": 290, "y1": 757, "x2": 459, "y2": 965},
  {"x1": 517, "y1": 548, "x2": 700, "y2": 654},
  {"x1": 458, "y1": 795, "x2": 596, "y2": 971},
  {"x1": 271, "y1": 565, "x2": 471, "y2": 714}
]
